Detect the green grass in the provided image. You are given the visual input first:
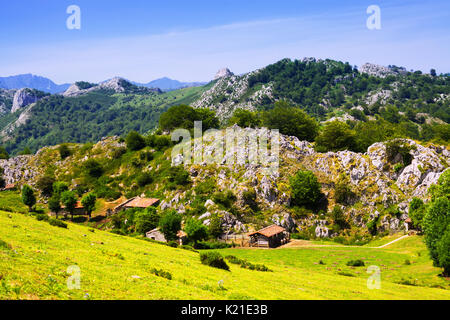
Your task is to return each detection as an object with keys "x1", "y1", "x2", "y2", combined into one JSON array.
[
  {"x1": 0, "y1": 211, "x2": 449, "y2": 300},
  {"x1": 0, "y1": 191, "x2": 28, "y2": 214}
]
